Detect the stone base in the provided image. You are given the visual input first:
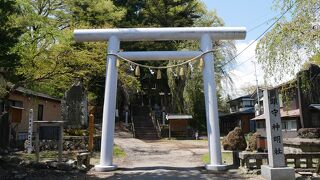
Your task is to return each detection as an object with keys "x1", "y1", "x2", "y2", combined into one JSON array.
[
  {"x1": 205, "y1": 164, "x2": 228, "y2": 171},
  {"x1": 94, "y1": 164, "x2": 117, "y2": 172},
  {"x1": 261, "y1": 165, "x2": 295, "y2": 180}
]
